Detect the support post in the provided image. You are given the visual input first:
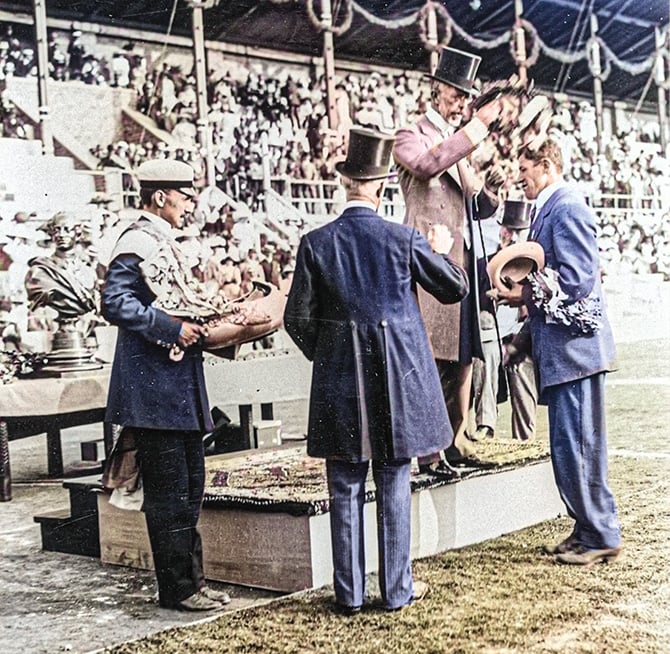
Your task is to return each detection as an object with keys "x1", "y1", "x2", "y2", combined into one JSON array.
[
  {"x1": 238, "y1": 404, "x2": 254, "y2": 450},
  {"x1": 514, "y1": 0, "x2": 528, "y2": 85},
  {"x1": 32, "y1": 0, "x2": 54, "y2": 156},
  {"x1": 589, "y1": 13, "x2": 605, "y2": 155},
  {"x1": 46, "y1": 428, "x2": 64, "y2": 477},
  {"x1": 190, "y1": 1, "x2": 216, "y2": 187},
  {"x1": 427, "y1": 4, "x2": 439, "y2": 73},
  {"x1": 655, "y1": 26, "x2": 669, "y2": 152},
  {"x1": 0, "y1": 421, "x2": 11, "y2": 502},
  {"x1": 321, "y1": 0, "x2": 337, "y2": 130}
]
